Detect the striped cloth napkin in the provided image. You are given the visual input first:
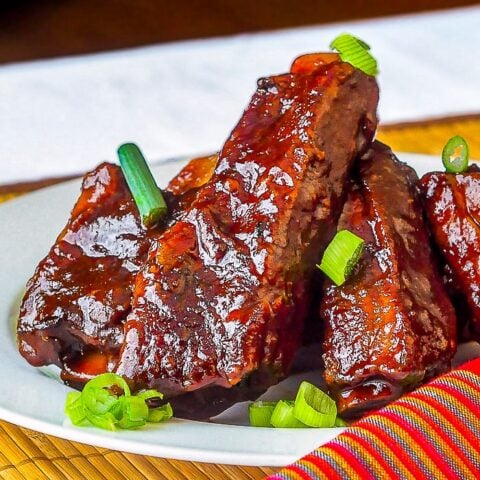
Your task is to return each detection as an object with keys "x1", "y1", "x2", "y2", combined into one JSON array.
[{"x1": 267, "y1": 358, "x2": 480, "y2": 480}]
